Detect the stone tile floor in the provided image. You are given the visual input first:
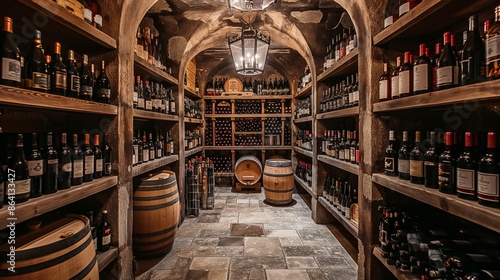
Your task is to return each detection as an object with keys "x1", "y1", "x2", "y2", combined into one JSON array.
[{"x1": 137, "y1": 187, "x2": 357, "y2": 280}]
